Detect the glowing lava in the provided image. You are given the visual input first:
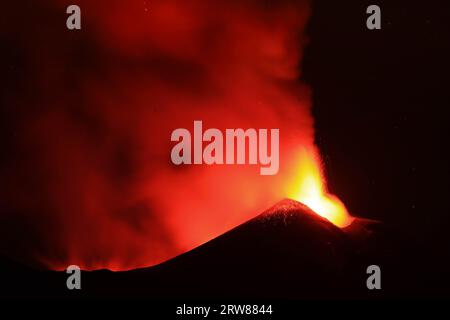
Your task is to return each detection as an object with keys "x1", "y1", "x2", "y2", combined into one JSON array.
[{"x1": 286, "y1": 149, "x2": 354, "y2": 228}]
